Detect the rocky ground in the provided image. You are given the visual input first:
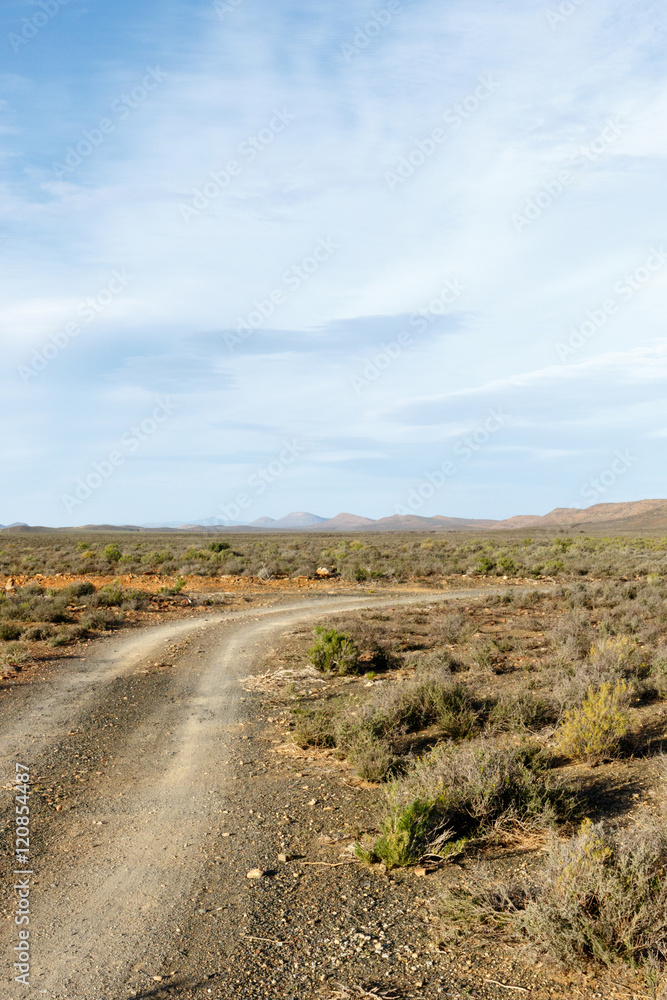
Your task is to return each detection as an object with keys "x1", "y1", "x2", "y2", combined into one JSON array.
[{"x1": 0, "y1": 585, "x2": 661, "y2": 999}]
